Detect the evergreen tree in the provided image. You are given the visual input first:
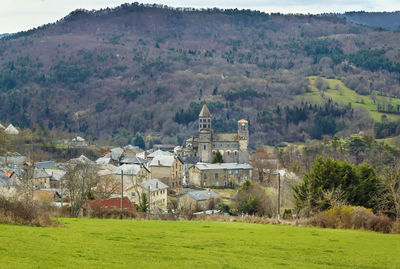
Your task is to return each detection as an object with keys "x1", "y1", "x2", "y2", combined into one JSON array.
[
  {"x1": 293, "y1": 157, "x2": 379, "y2": 215},
  {"x1": 133, "y1": 133, "x2": 146, "y2": 150},
  {"x1": 212, "y1": 150, "x2": 224, "y2": 163}
]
